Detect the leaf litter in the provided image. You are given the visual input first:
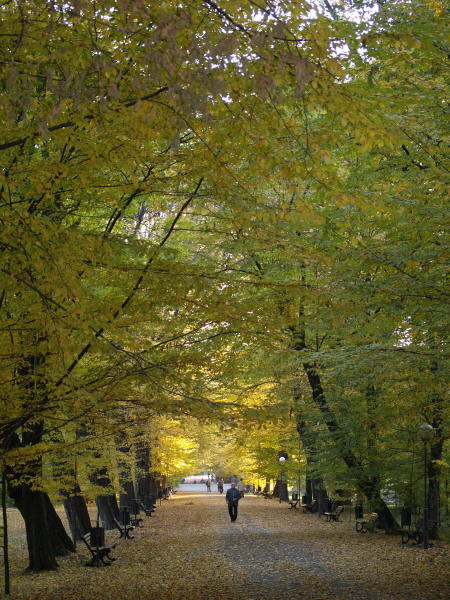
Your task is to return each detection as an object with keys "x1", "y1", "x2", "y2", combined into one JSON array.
[{"x1": 3, "y1": 494, "x2": 449, "y2": 599}]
